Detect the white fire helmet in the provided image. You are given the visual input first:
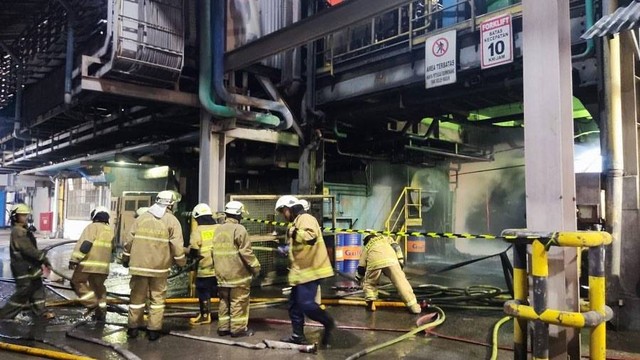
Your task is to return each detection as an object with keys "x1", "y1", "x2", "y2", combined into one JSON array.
[
  {"x1": 224, "y1": 201, "x2": 247, "y2": 216},
  {"x1": 192, "y1": 203, "x2": 213, "y2": 218},
  {"x1": 156, "y1": 190, "x2": 180, "y2": 206},
  {"x1": 274, "y1": 195, "x2": 300, "y2": 212},
  {"x1": 91, "y1": 206, "x2": 110, "y2": 219}
]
